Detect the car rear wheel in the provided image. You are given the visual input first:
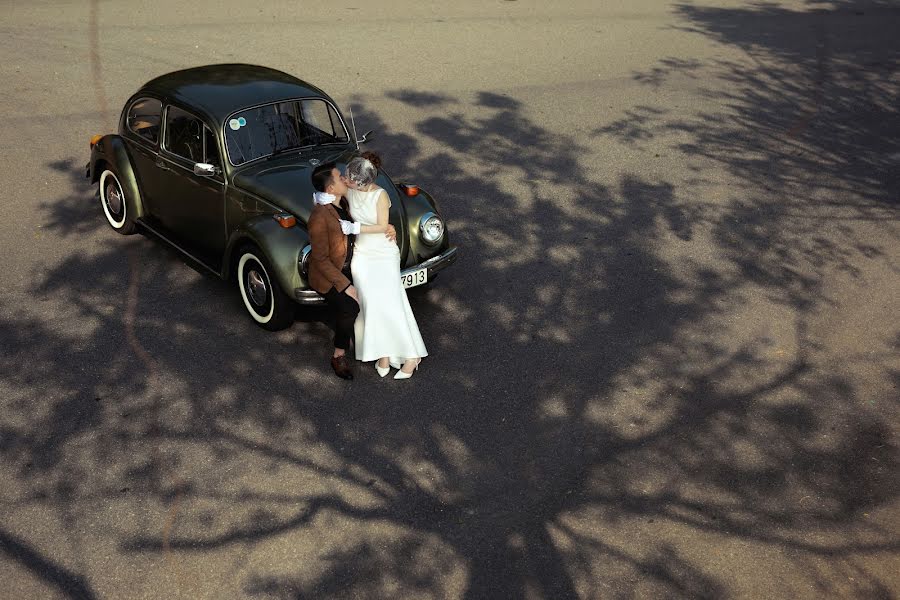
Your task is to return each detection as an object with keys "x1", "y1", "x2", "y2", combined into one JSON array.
[
  {"x1": 236, "y1": 245, "x2": 294, "y2": 331},
  {"x1": 98, "y1": 169, "x2": 136, "y2": 234}
]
